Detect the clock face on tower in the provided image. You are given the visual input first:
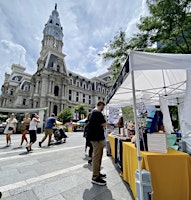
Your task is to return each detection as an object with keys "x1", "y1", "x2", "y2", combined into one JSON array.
[{"x1": 53, "y1": 31, "x2": 60, "y2": 39}]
